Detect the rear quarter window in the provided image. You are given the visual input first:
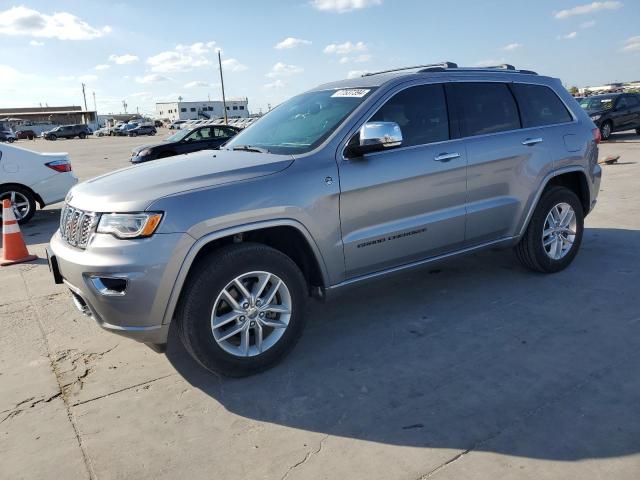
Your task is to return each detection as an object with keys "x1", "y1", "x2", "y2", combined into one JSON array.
[{"x1": 511, "y1": 84, "x2": 573, "y2": 127}]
